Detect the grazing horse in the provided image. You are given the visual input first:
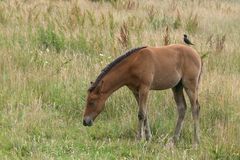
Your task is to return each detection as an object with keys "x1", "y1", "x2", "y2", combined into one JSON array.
[{"x1": 83, "y1": 44, "x2": 202, "y2": 146}]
